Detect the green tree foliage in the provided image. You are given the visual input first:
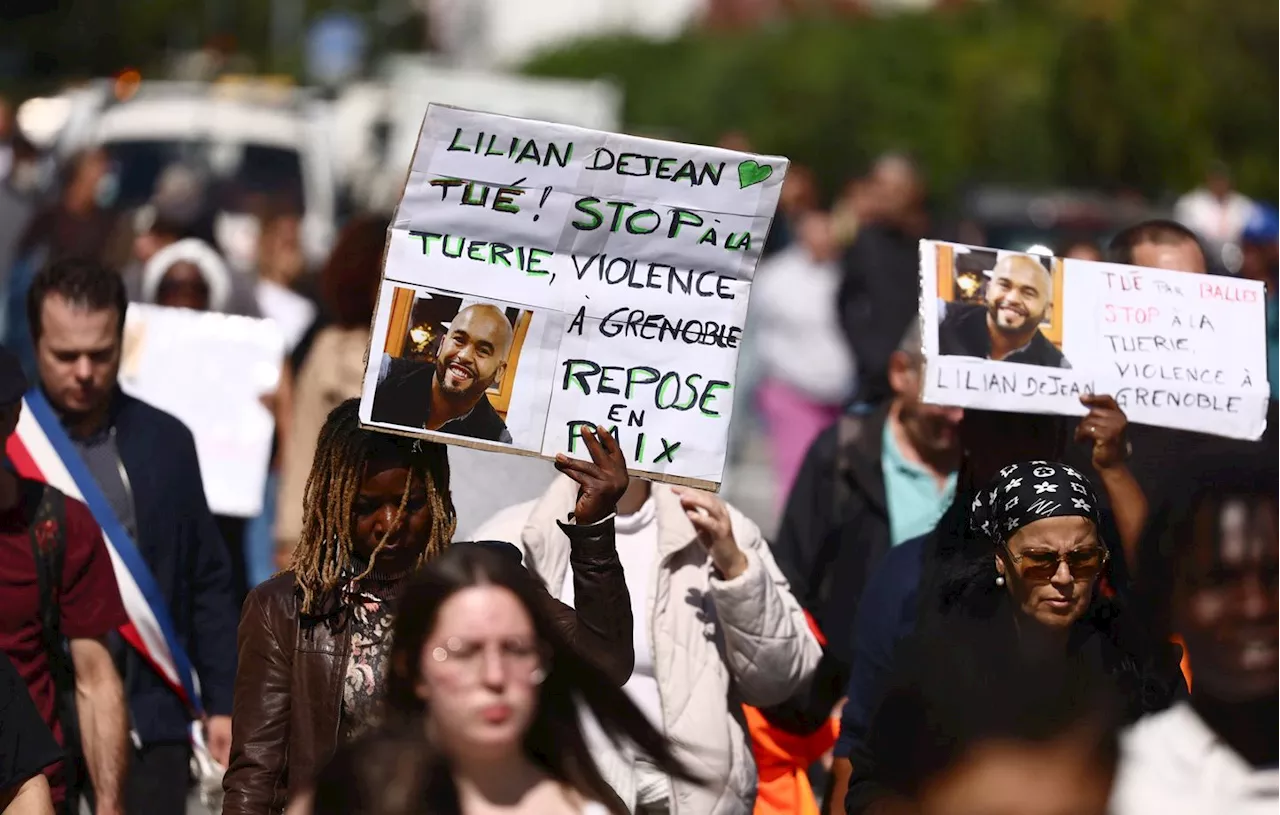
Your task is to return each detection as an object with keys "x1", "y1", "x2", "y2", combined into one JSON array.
[
  {"x1": 1, "y1": 0, "x2": 403, "y2": 94},
  {"x1": 523, "y1": 0, "x2": 1277, "y2": 202}
]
